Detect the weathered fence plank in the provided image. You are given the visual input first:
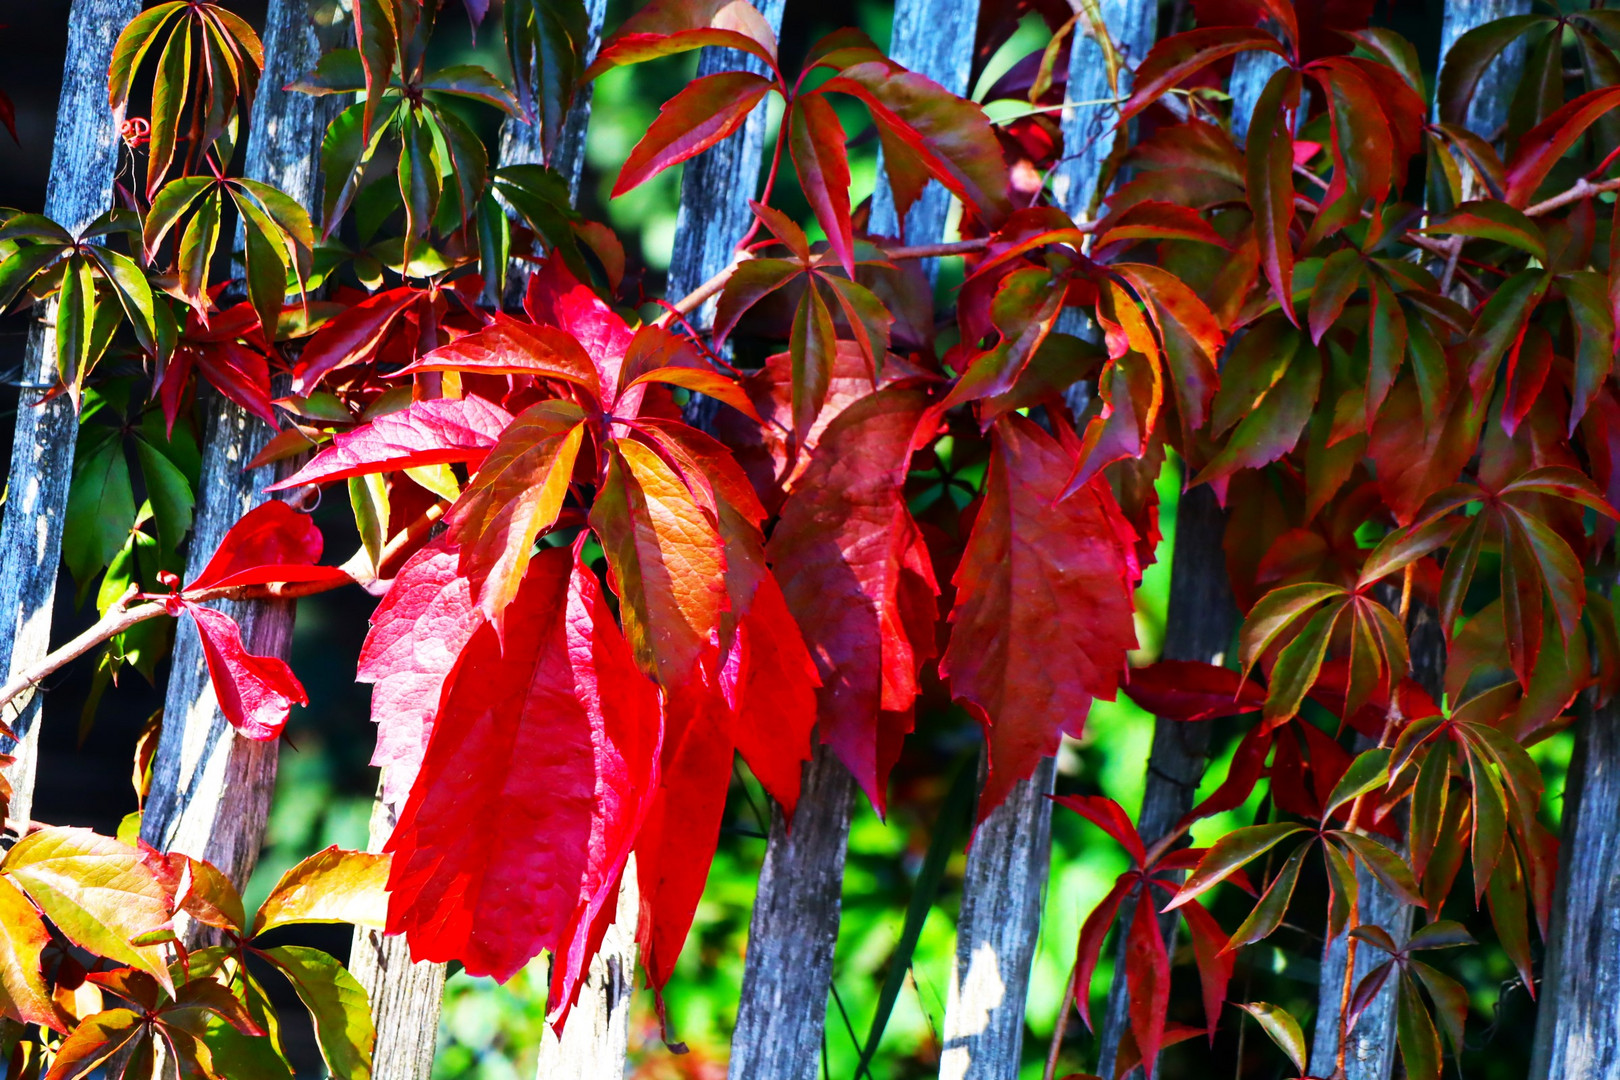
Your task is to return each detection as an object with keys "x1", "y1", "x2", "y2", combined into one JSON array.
[
  {"x1": 139, "y1": 0, "x2": 339, "y2": 895},
  {"x1": 0, "y1": 0, "x2": 142, "y2": 831},
  {"x1": 1306, "y1": 6, "x2": 1526, "y2": 1072},
  {"x1": 1531, "y1": 688, "x2": 1620, "y2": 1077},
  {"x1": 727, "y1": 747, "x2": 857, "y2": 1079},
  {"x1": 940, "y1": 757, "x2": 1057, "y2": 1080},
  {"x1": 1092, "y1": 486, "x2": 1234, "y2": 1078}
]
